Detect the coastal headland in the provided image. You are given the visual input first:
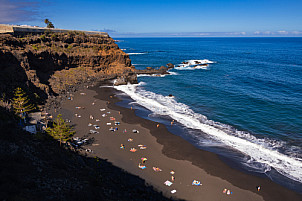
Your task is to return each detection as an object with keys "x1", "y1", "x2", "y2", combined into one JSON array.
[{"x1": 0, "y1": 29, "x2": 301, "y2": 200}]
